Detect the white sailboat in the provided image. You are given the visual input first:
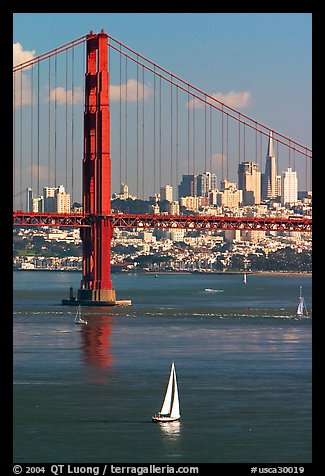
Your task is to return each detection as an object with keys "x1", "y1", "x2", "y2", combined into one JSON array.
[
  {"x1": 243, "y1": 272, "x2": 247, "y2": 285},
  {"x1": 74, "y1": 305, "x2": 88, "y2": 325},
  {"x1": 152, "y1": 362, "x2": 180, "y2": 423},
  {"x1": 296, "y1": 286, "x2": 308, "y2": 317}
]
